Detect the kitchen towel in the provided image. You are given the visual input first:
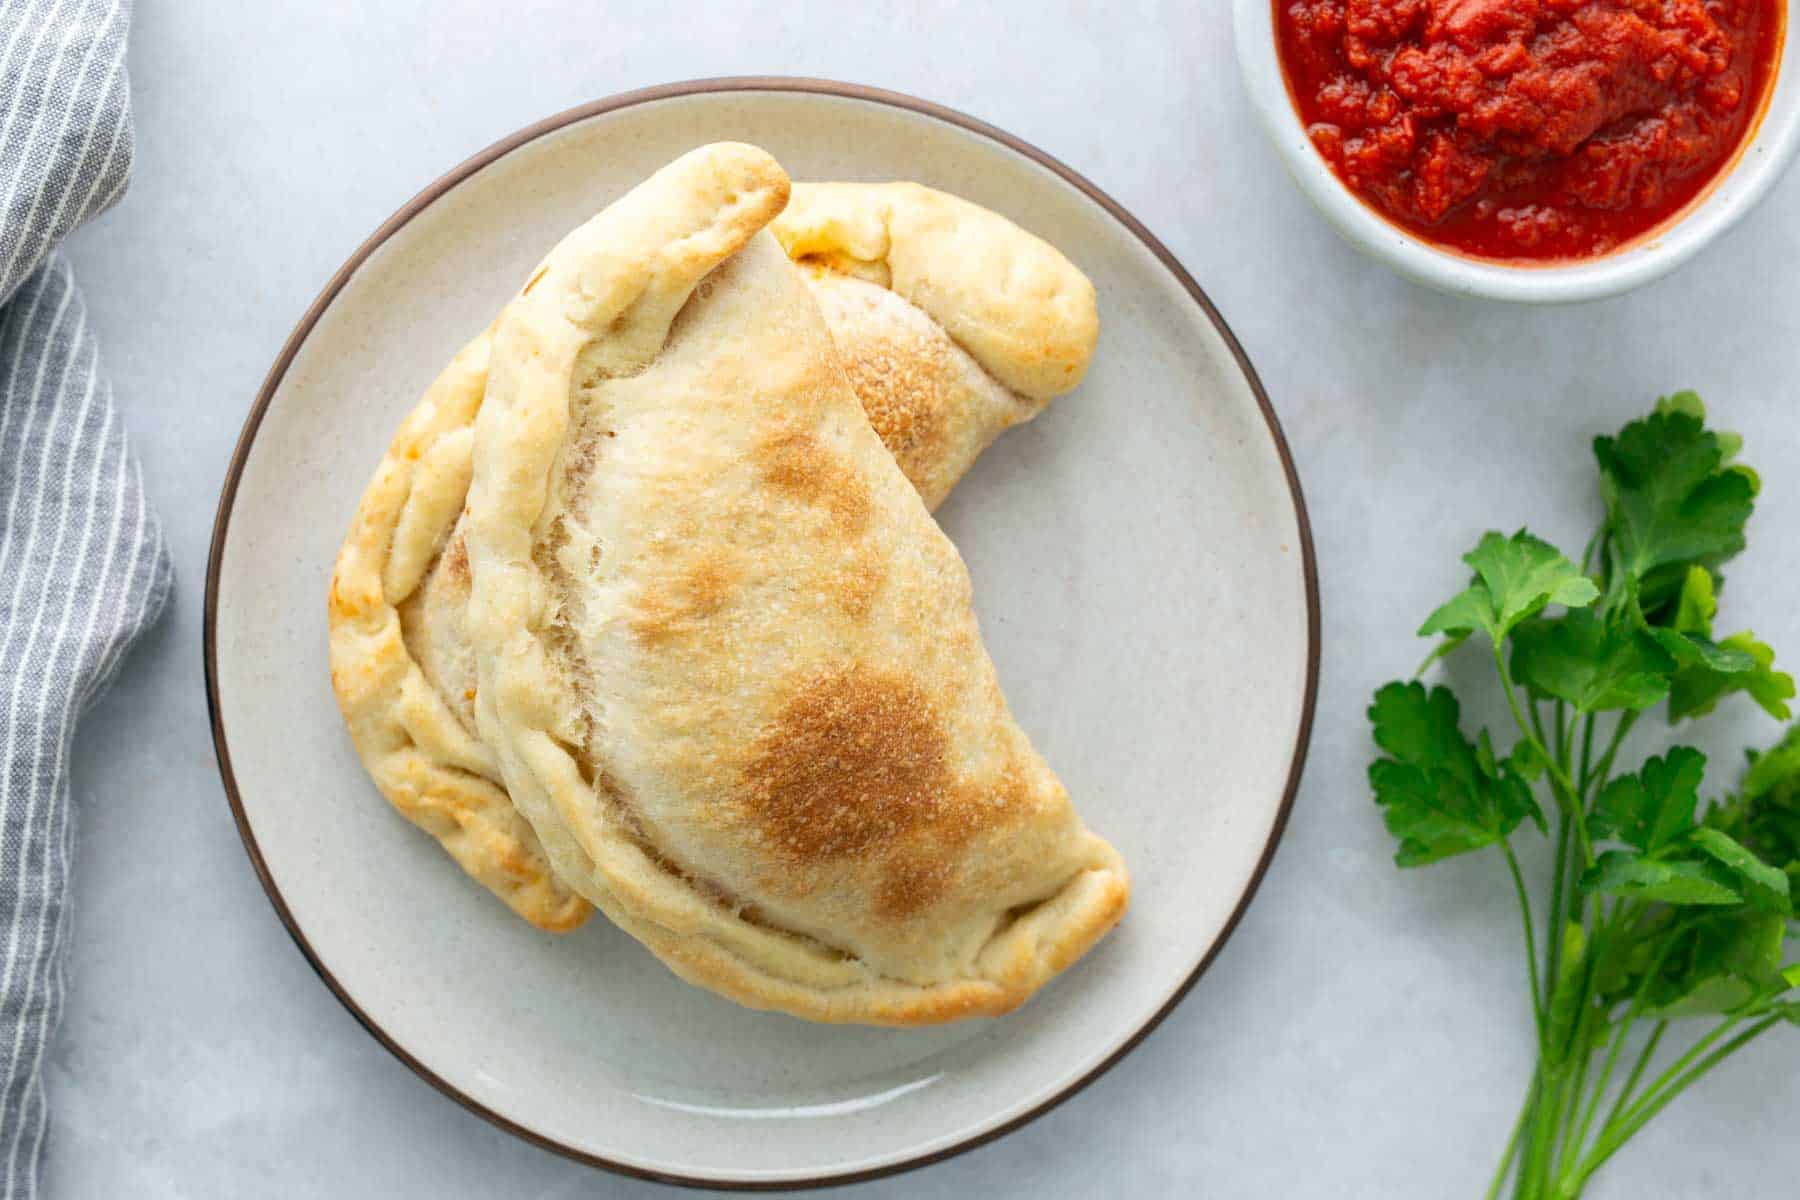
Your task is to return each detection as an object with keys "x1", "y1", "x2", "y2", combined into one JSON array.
[{"x1": 0, "y1": 2, "x2": 169, "y2": 1196}]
